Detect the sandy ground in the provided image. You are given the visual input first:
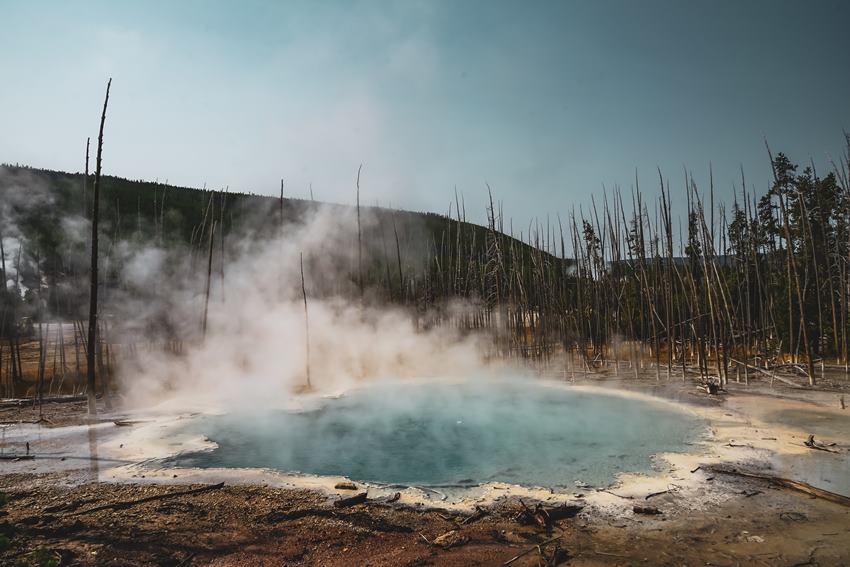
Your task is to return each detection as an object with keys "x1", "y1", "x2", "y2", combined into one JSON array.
[{"x1": 2, "y1": 376, "x2": 850, "y2": 566}]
